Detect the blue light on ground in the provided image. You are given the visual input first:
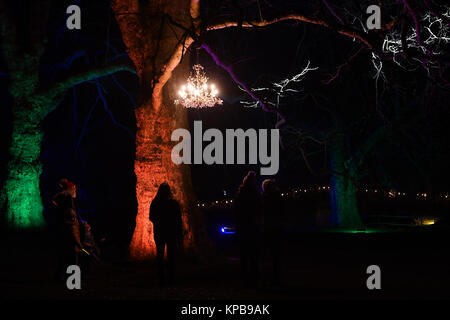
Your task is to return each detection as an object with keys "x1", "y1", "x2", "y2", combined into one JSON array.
[{"x1": 220, "y1": 226, "x2": 236, "y2": 234}]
